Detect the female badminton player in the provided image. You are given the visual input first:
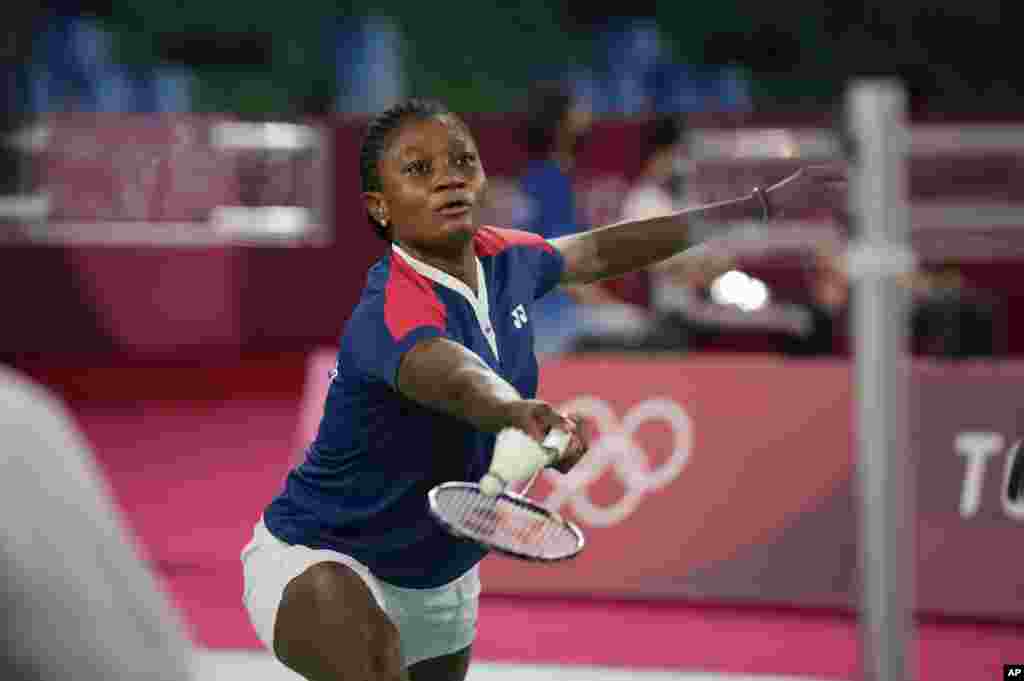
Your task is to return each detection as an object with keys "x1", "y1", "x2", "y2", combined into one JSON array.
[{"x1": 241, "y1": 98, "x2": 846, "y2": 681}]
